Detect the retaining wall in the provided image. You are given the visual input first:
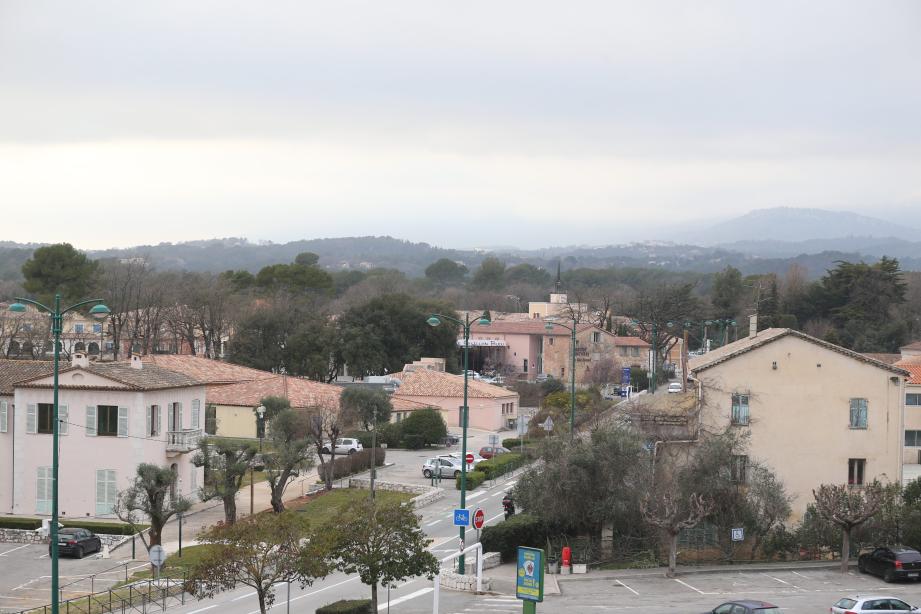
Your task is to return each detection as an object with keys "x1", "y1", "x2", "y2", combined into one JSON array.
[
  {"x1": 438, "y1": 571, "x2": 491, "y2": 592},
  {"x1": 347, "y1": 478, "x2": 445, "y2": 508}
]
